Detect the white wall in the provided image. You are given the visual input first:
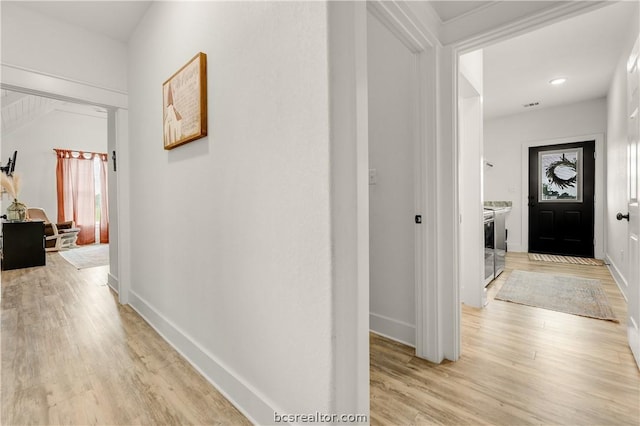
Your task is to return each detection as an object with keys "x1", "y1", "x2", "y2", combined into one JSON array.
[
  {"x1": 459, "y1": 50, "x2": 483, "y2": 98},
  {"x1": 484, "y1": 98, "x2": 607, "y2": 253},
  {"x1": 0, "y1": 2, "x2": 127, "y2": 92},
  {"x1": 127, "y1": 2, "x2": 332, "y2": 422},
  {"x1": 606, "y1": 4, "x2": 639, "y2": 299},
  {"x1": 459, "y1": 50, "x2": 485, "y2": 308},
  {"x1": 327, "y1": 1, "x2": 370, "y2": 415},
  {"x1": 368, "y1": 10, "x2": 417, "y2": 346},
  {"x1": 1, "y1": 108, "x2": 107, "y2": 217}
]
